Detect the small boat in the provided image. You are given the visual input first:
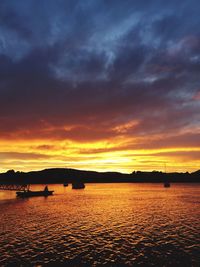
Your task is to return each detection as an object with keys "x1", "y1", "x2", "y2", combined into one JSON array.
[
  {"x1": 163, "y1": 163, "x2": 170, "y2": 188},
  {"x1": 16, "y1": 186, "x2": 54, "y2": 198},
  {"x1": 164, "y1": 181, "x2": 170, "y2": 188},
  {"x1": 16, "y1": 190, "x2": 54, "y2": 197},
  {"x1": 72, "y1": 181, "x2": 85, "y2": 189}
]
